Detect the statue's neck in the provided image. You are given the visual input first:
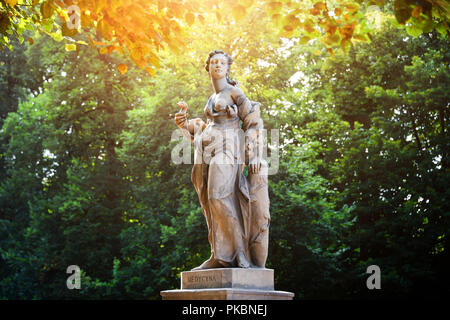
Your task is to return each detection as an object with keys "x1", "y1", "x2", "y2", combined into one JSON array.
[{"x1": 211, "y1": 77, "x2": 228, "y2": 94}]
